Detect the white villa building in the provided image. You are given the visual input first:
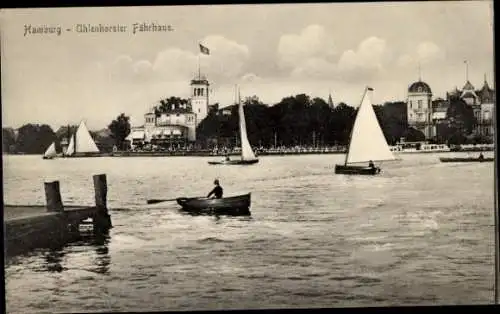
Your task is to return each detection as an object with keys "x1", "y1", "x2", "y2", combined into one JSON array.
[
  {"x1": 406, "y1": 75, "x2": 495, "y2": 140},
  {"x1": 127, "y1": 75, "x2": 212, "y2": 149}
]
